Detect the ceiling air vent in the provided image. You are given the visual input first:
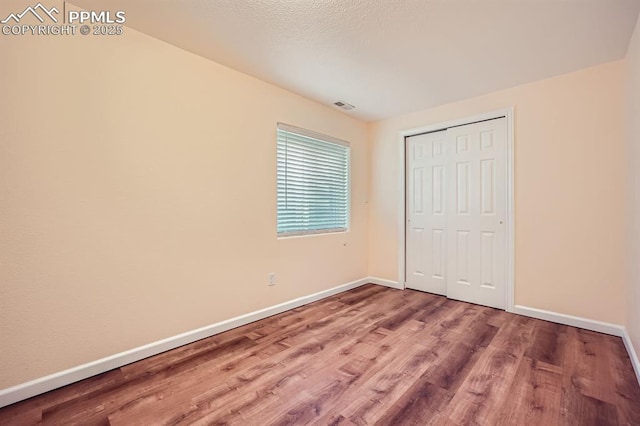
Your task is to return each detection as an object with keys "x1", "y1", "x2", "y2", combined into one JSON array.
[{"x1": 334, "y1": 101, "x2": 355, "y2": 111}]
